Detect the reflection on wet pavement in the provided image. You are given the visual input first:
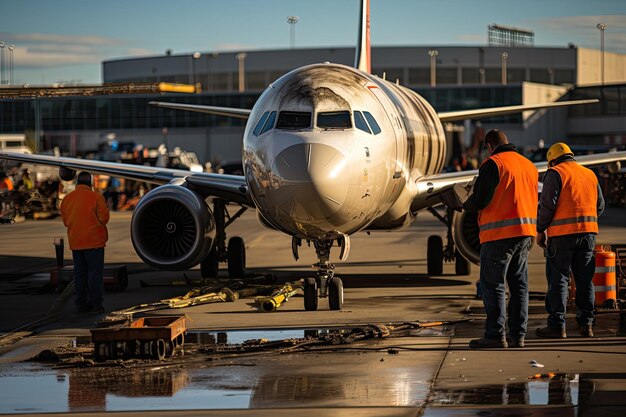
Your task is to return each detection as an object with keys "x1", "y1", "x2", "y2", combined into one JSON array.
[{"x1": 430, "y1": 374, "x2": 592, "y2": 406}]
